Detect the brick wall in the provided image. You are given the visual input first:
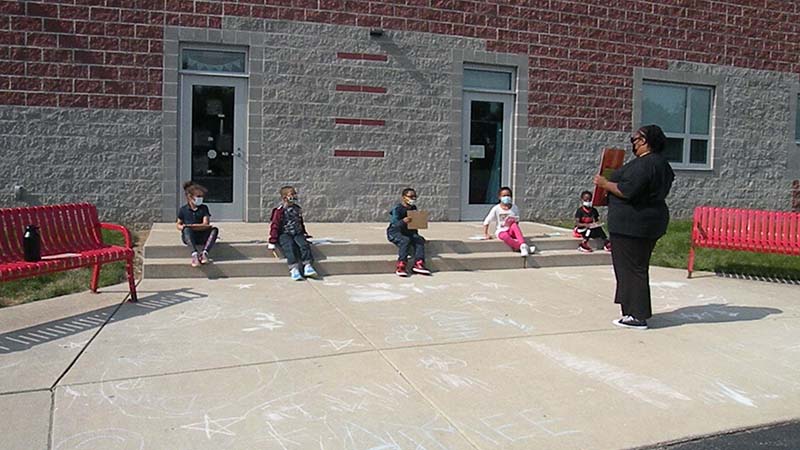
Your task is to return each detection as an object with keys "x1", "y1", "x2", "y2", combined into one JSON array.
[{"x1": 2, "y1": 1, "x2": 798, "y2": 131}]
